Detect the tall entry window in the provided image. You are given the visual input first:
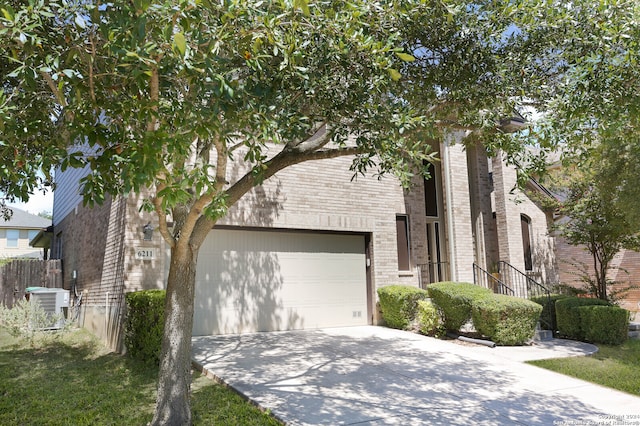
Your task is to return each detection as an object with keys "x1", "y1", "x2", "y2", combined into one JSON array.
[
  {"x1": 423, "y1": 158, "x2": 448, "y2": 283},
  {"x1": 396, "y1": 215, "x2": 411, "y2": 271},
  {"x1": 424, "y1": 162, "x2": 438, "y2": 217},
  {"x1": 521, "y1": 214, "x2": 533, "y2": 271}
]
